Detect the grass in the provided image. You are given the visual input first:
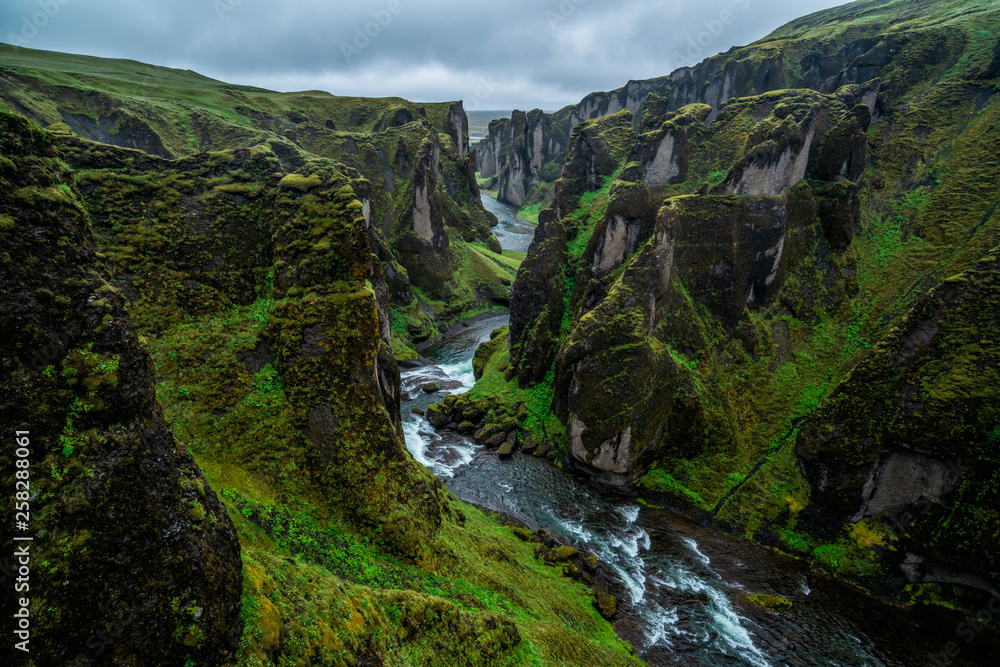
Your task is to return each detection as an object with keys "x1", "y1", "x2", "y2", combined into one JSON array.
[
  {"x1": 518, "y1": 201, "x2": 543, "y2": 225},
  {"x1": 145, "y1": 296, "x2": 637, "y2": 666}
]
